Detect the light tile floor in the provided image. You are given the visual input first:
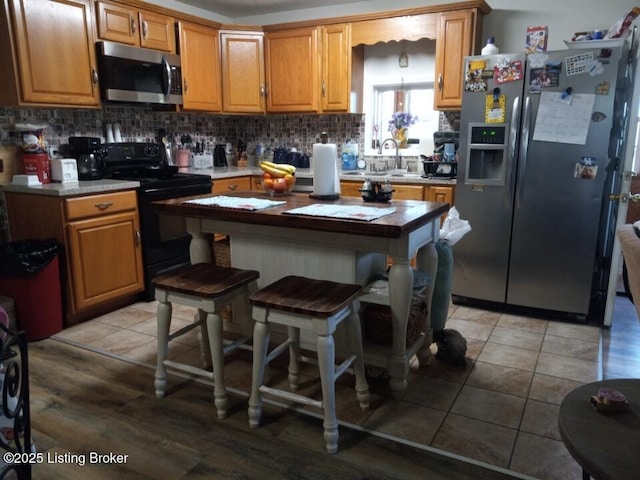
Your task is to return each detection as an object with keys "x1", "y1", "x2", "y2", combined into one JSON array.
[{"x1": 51, "y1": 296, "x2": 640, "y2": 480}]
